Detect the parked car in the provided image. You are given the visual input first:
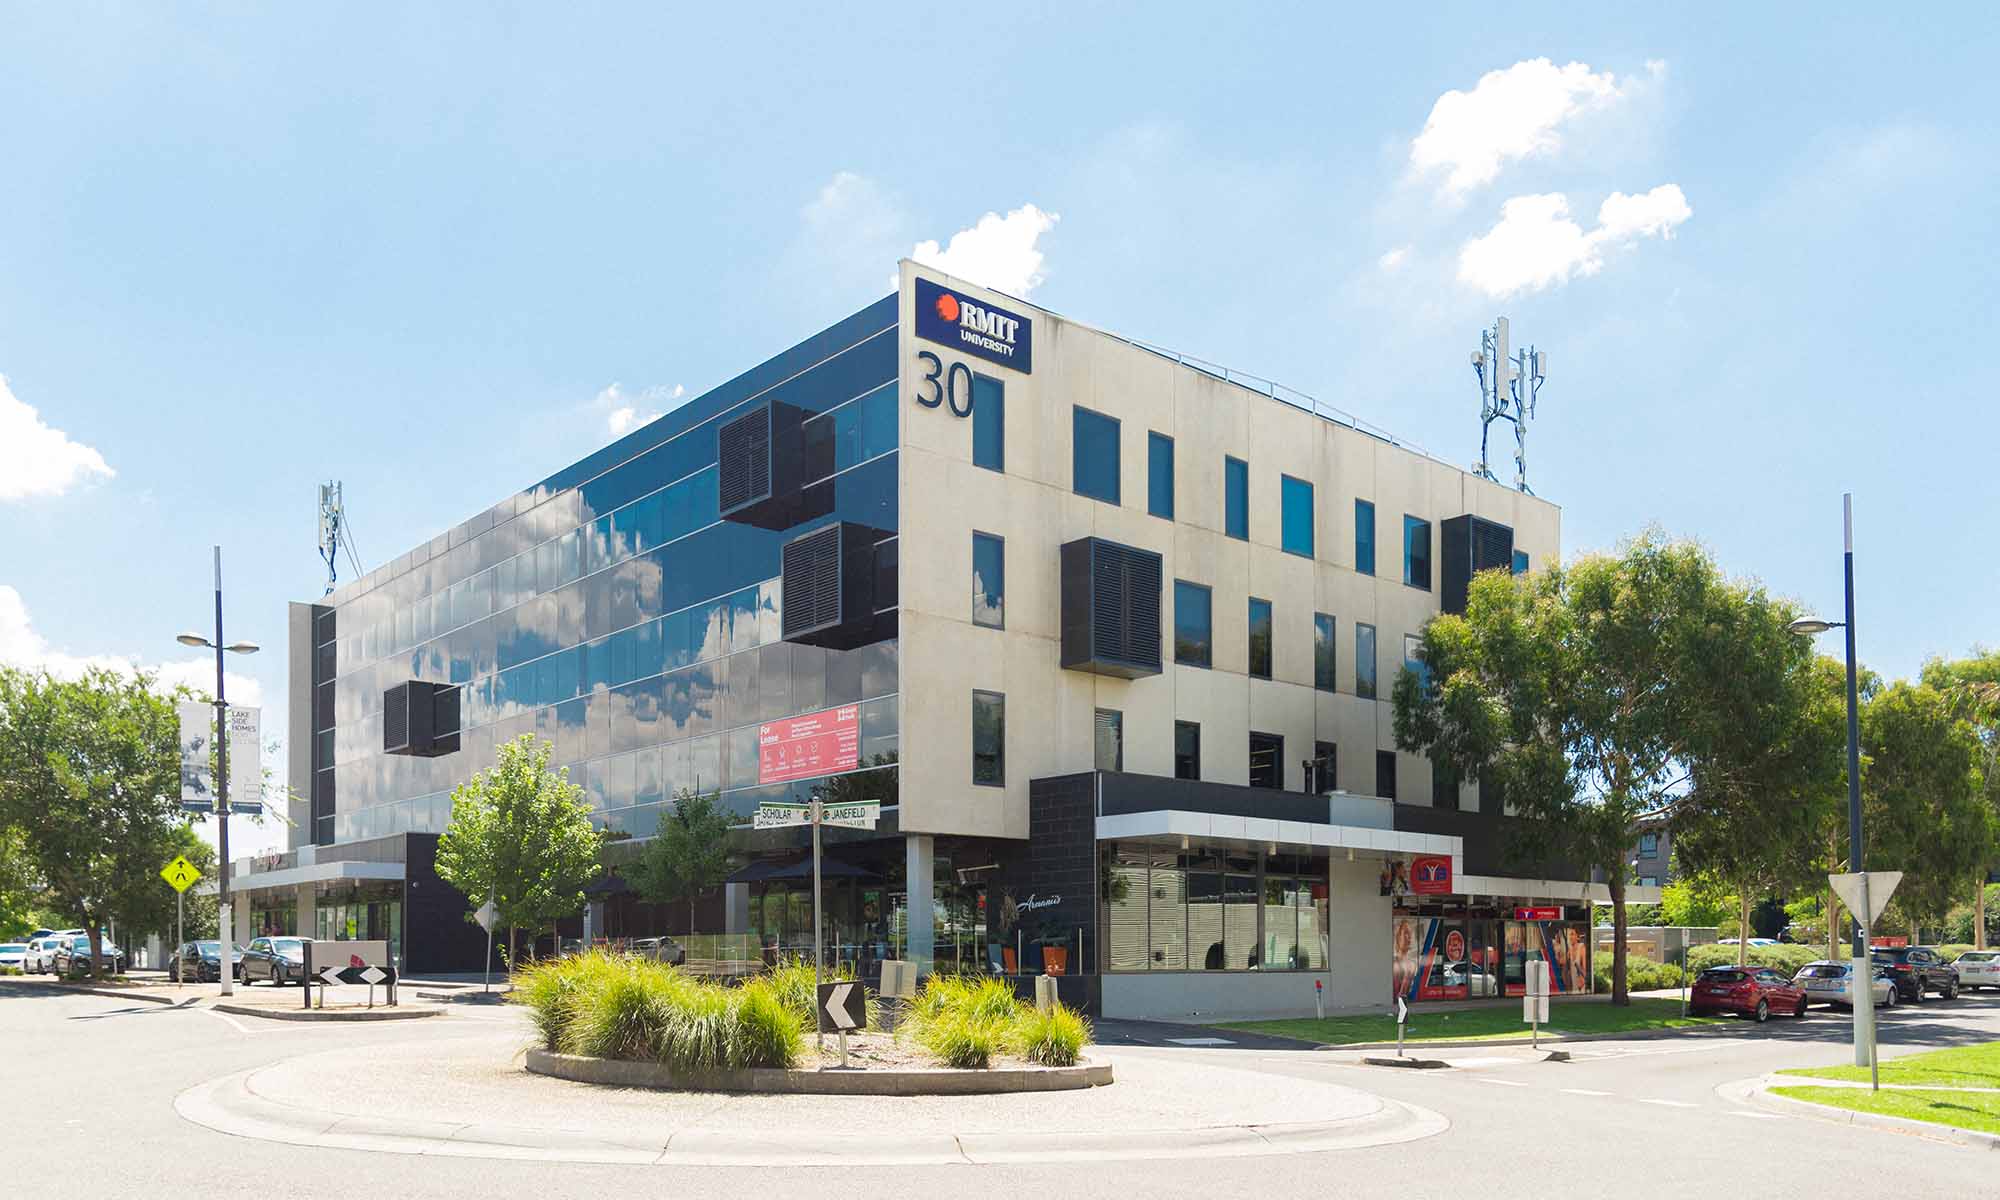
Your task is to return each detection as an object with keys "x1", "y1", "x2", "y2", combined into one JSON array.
[
  {"x1": 1871, "y1": 946, "x2": 1959, "y2": 1002},
  {"x1": 629, "y1": 937, "x2": 686, "y2": 965},
  {"x1": 1717, "y1": 937, "x2": 1779, "y2": 947},
  {"x1": 1792, "y1": 960, "x2": 1898, "y2": 1009},
  {"x1": 25, "y1": 936, "x2": 62, "y2": 973},
  {"x1": 240, "y1": 936, "x2": 311, "y2": 985},
  {"x1": 1950, "y1": 950, "x2": 2000, "y2": 991},
  {"x1": 167, "y1": 940, "x2": 244, "y2": 983},
  {"x1": 1690, "y1": 965, "x2": 1809, "y2": 1021},
  {"x1": 52, "y1": 934, "x2": 126, "y2": 978},
  {"x1": 0, "y1": 942, "x2": 27, "y2": 971}
]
